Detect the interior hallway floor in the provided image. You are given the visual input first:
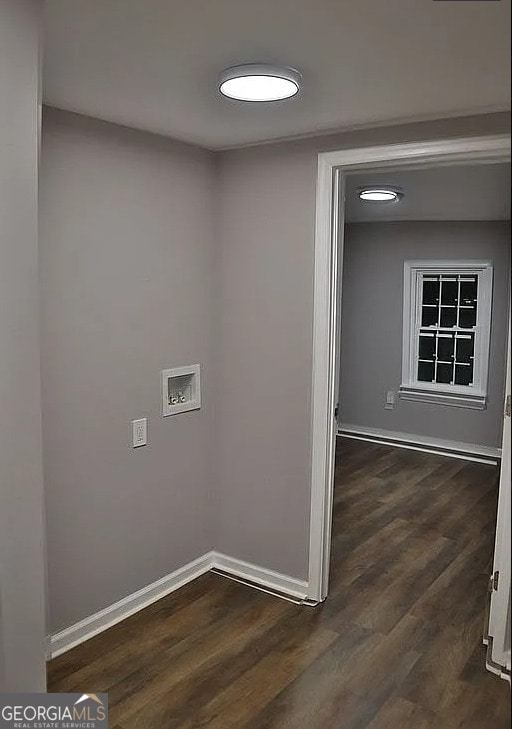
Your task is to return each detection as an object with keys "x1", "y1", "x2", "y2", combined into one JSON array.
[{"x1": 48, "y1": 438, "x2": 511, "y2": 728}]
